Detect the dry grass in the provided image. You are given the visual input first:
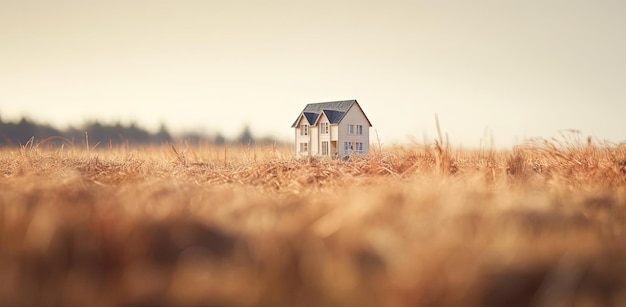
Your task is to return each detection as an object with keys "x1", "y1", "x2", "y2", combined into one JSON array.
[{"x1": 1, "y1": 135, "x2": 626, "y2": 306}]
